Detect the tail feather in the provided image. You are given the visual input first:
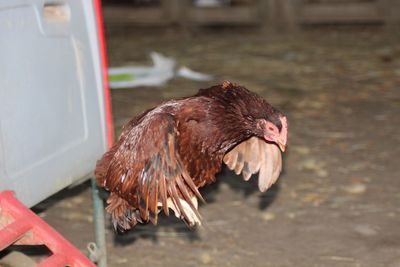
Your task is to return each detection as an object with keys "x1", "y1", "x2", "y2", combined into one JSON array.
[{"x1": 106, "y1": 193, "x2": 139, "y2": 231}]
